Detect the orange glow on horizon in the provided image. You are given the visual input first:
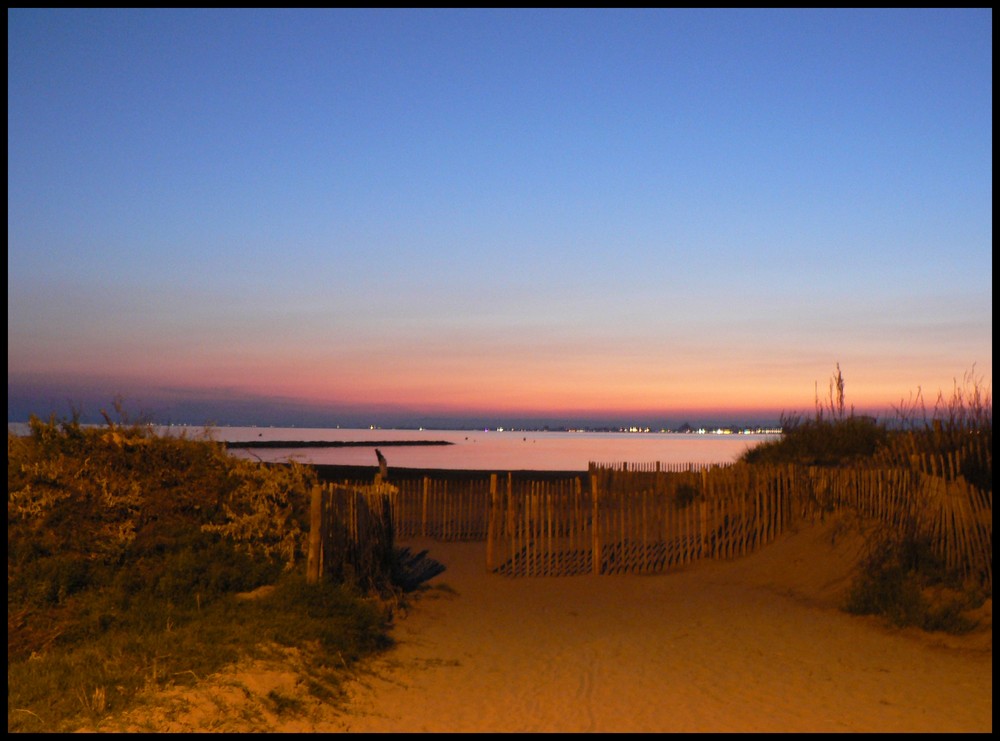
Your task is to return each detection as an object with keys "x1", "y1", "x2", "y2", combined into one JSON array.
[{"x1": 9, "y1": 353, "x2": 990, "y2": 424}]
